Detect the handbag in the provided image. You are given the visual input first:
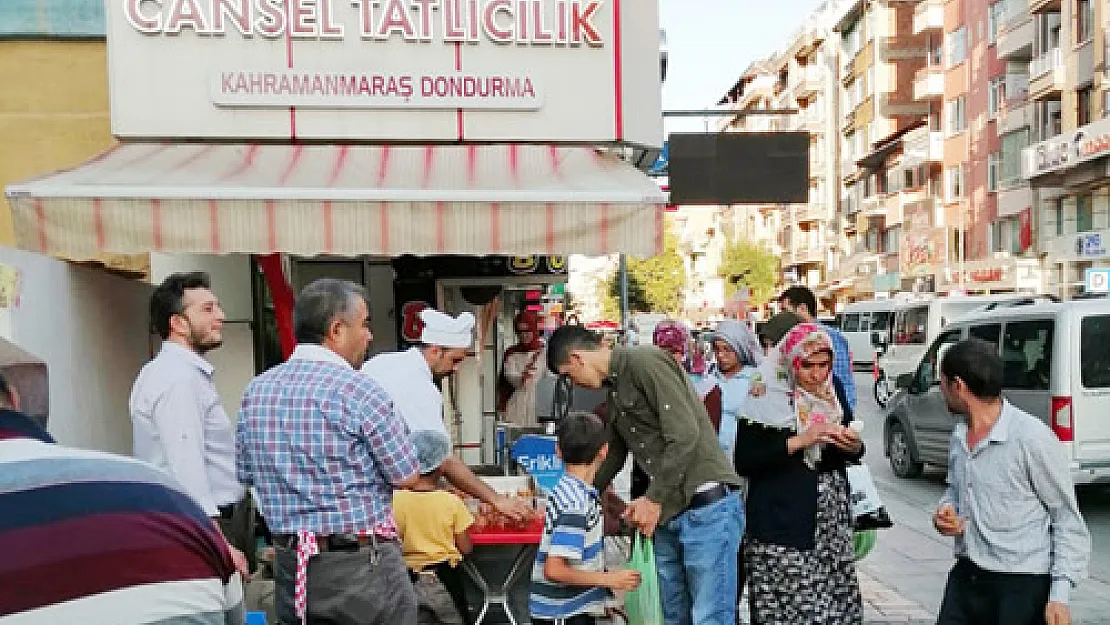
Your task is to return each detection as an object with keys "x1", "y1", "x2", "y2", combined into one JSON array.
[
  {"x1": 623, "y1": 532, "x2": 663, "y2": 625},
  {"x1": 846, "y1": 463, "x2": 893, "y2": 531}
]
